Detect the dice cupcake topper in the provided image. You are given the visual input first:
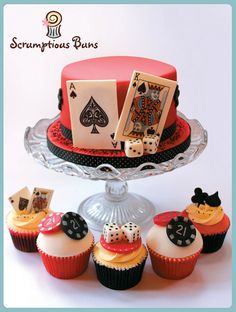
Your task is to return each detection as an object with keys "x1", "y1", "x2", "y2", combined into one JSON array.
[
  {"x1": 166, "y1": 216, "x2": 196, "y2": 247},
  {"x1": 102, "y1": 222, "x2": 140, "y2": 243},
  {"x1": 191, "y1": 187, "x2": 221, "y2": 207}
]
